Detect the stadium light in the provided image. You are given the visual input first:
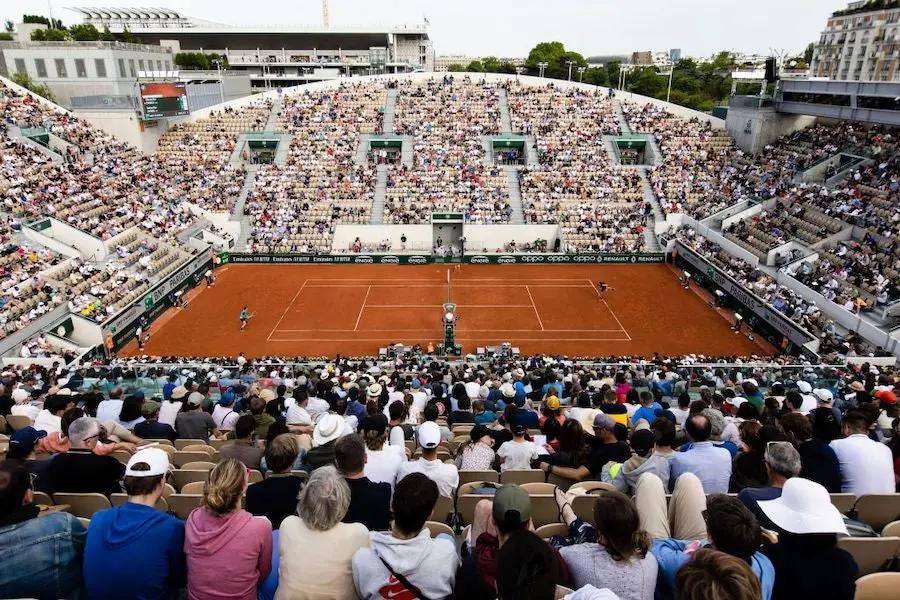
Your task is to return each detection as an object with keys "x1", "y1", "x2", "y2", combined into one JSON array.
[
  {"x1": 537, "y1": 61, "x2": 548, "y2": 78},
  {"x1": 515, "y1": 66, "x2": 524, "y2": 80},
  {"x1": 211, "y1": 59, "x2": 225, "y2": 105},
  {"x1": 577, "y1": 66, "x2": 586, "y2": 83},
  {"x1": 566, "y1": 60, "x2": 574, "y2": 81}
]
